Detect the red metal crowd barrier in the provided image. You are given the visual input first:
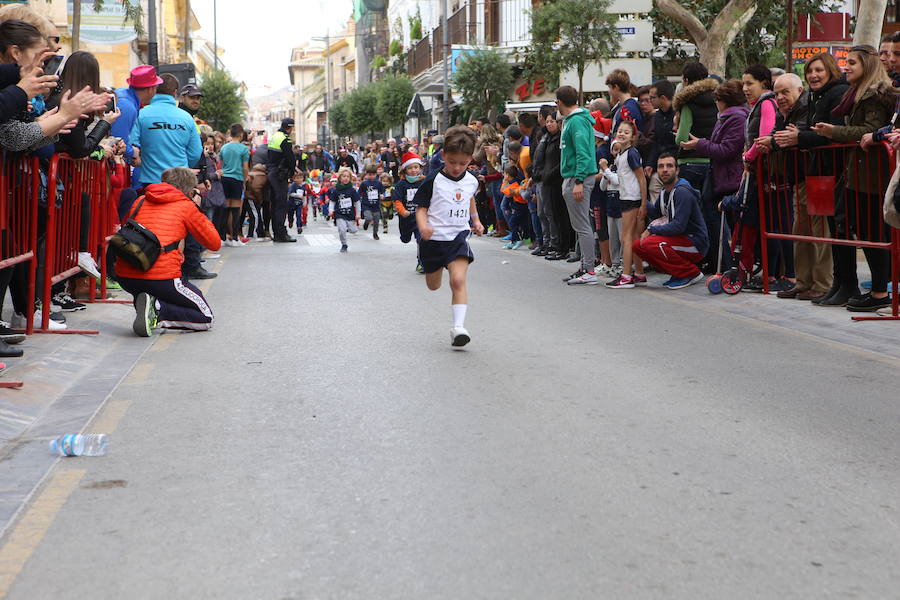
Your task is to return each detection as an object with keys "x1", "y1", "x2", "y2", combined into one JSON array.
[
  {"x1": 0, "y1": 153, "x2": 40, "y2": 388},
  {"x1": 84, "y1": 158, "x2": 129, "y2": 305},
  {"x1": 756, "y1": 141, "x2": 900, "y2": 321},
  {"x1": 41, "y1": 154, "x2": 99, "y2": 334}
]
